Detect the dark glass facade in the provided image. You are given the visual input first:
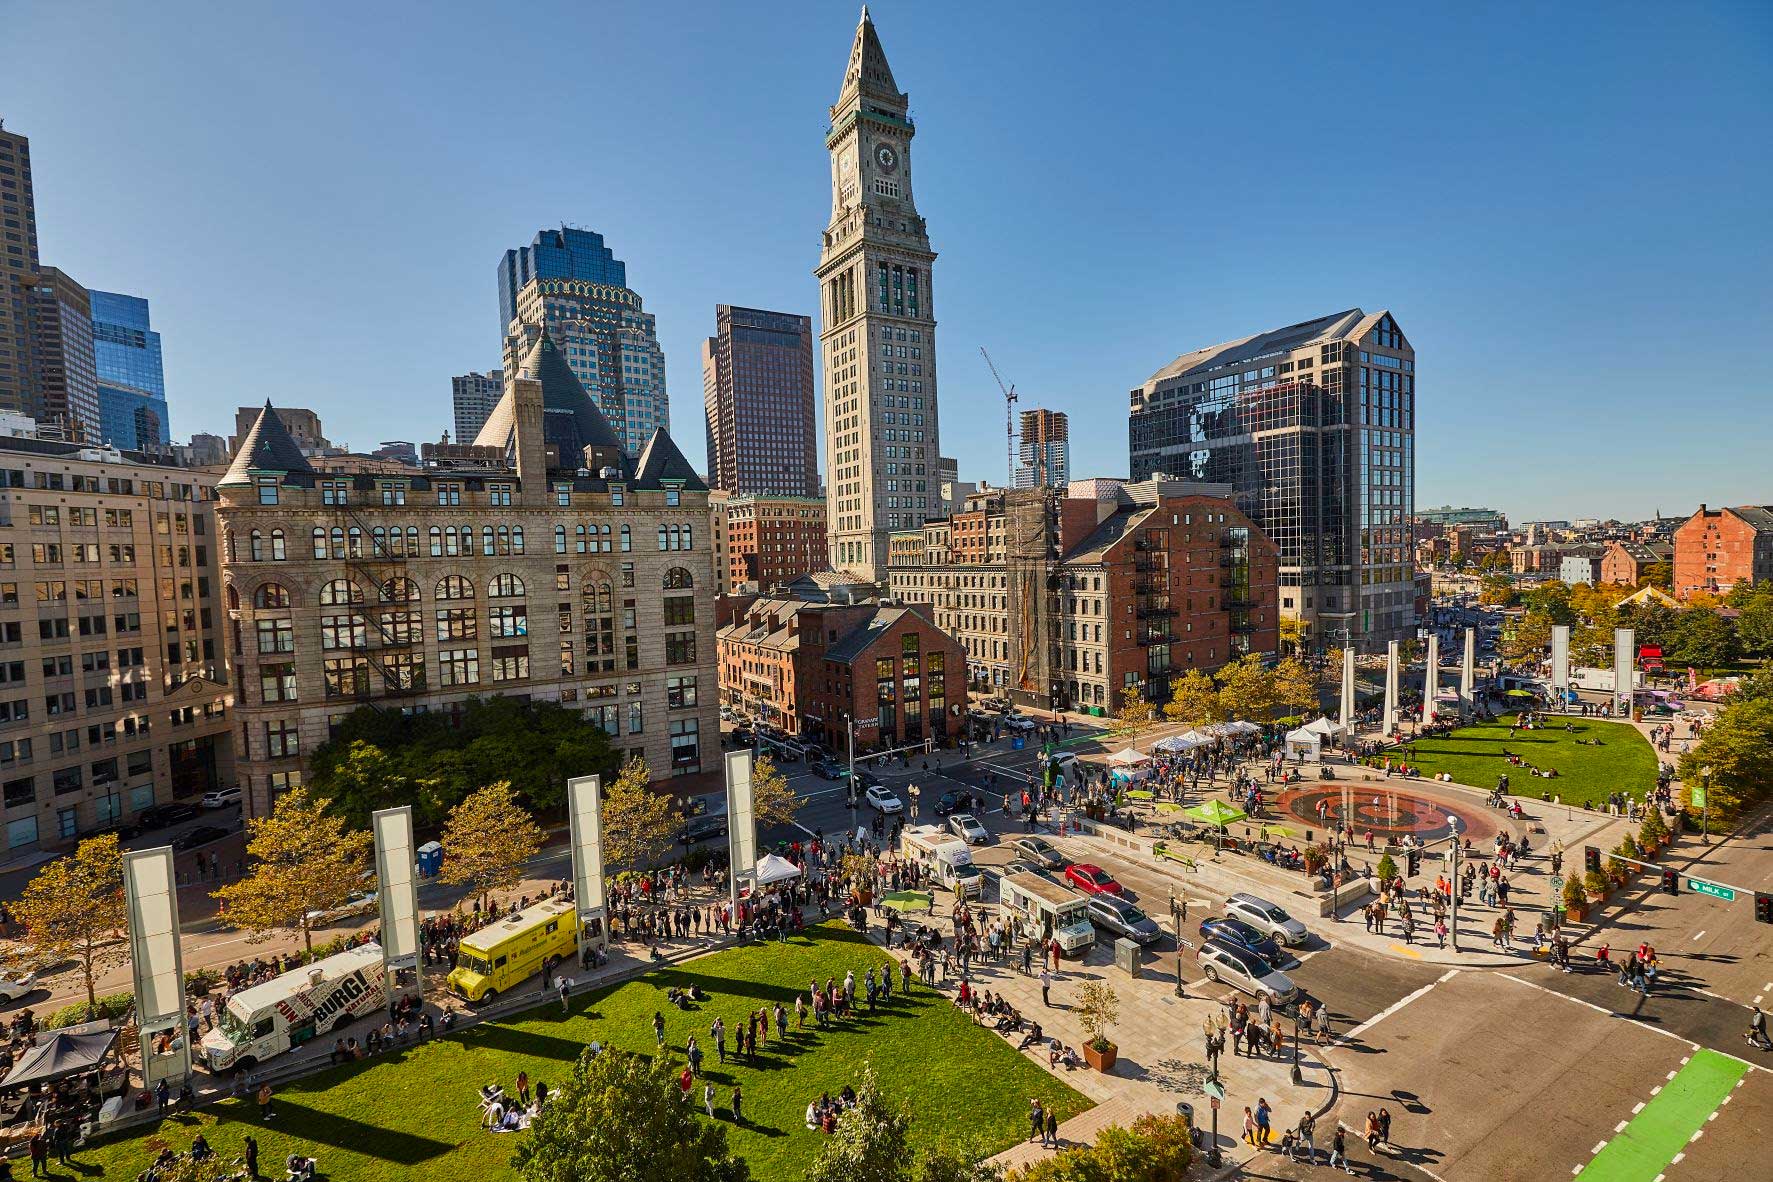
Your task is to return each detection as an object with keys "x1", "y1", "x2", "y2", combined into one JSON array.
[
  {"x1": 703, "y1": 305, "x2": 818, "y2": 497},
  {"x1": 91, "y1": 290, "x2": 171, "y2": 449},
  {"x1": 497, "y1": 226, "x2": 628, "y2": 337}
]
